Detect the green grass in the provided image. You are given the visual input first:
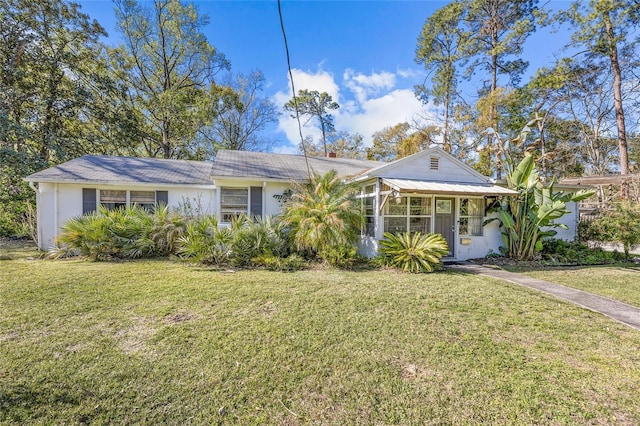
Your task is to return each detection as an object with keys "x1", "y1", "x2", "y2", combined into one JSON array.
[
  {"x1": 2, "y1": 242, "x2": 640, "y2": 424},
  {"x1": 516, "y1": 265, "x2": 640, "y2": 307}
]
